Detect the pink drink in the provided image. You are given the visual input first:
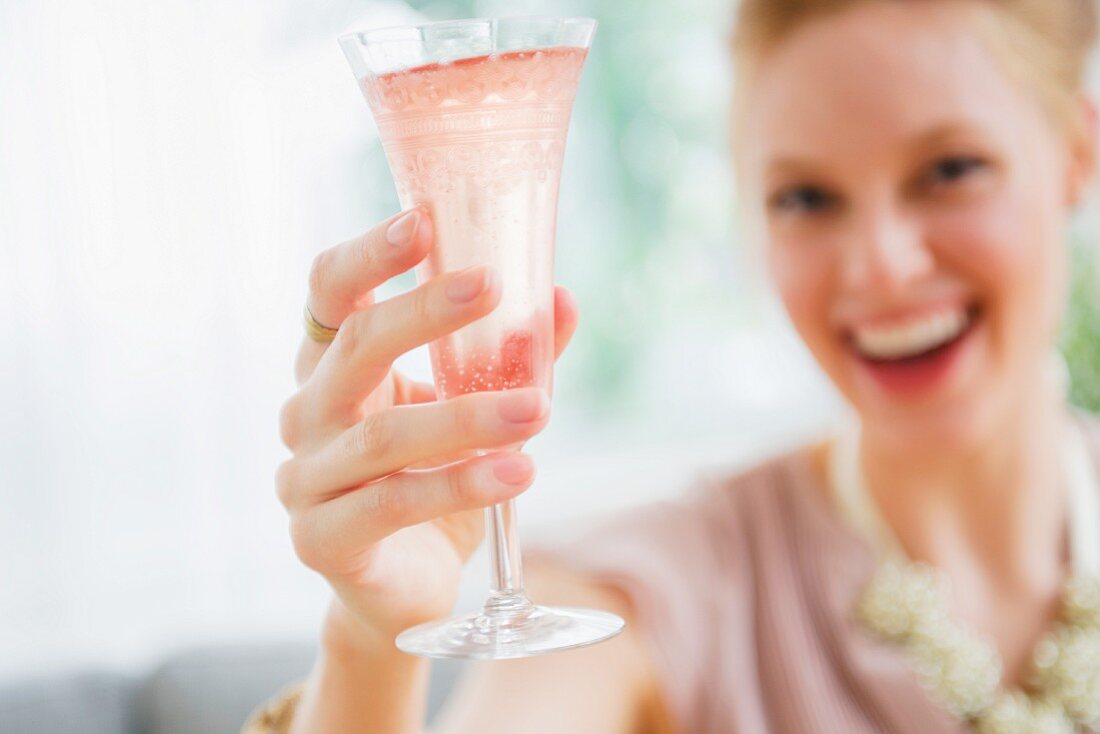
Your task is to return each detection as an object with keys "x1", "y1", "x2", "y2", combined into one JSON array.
[{"x1": 360, "y1": 48, "x2": 587, "y2": 399}]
